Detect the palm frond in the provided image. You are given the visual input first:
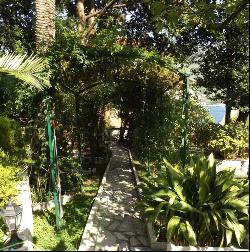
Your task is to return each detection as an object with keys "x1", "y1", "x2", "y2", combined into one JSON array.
[{"x1": 0, "y1": 53, "x2": 51, "y2": 90}]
